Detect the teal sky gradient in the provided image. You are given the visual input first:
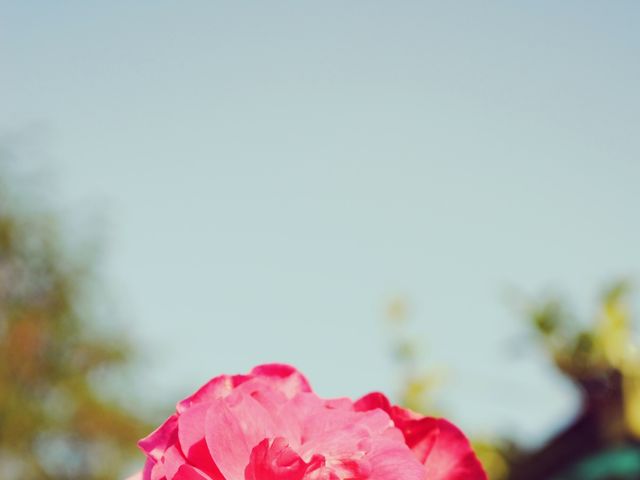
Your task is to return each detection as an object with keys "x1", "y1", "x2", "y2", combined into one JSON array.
[{"x1": 2, "y1": 1, "x2": 640, "y2": 445}]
